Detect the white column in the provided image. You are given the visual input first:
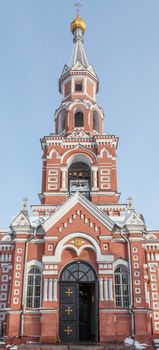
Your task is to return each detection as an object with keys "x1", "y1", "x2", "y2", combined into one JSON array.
[
  {"x1": 61, "y1": 168, "x2": 67, "y2": 191},
  {"x1": 93, "y1": 84, "x2": 96, "y2": 100},
  {"x1": 103, "y1": 278, "x2": 108, "y2": 301},
  {"x1": 84, "y1": 78, "x2": 87, "y2": 94},
  {"x1": 71, "y1": 78, "x2": 74, "y2": 94},
  {"x1": 92, "y1": 167, "x2": 98, "y2": 191},
  {"x1": 108, "y1": 279, "x2": 113, "y2": 301},
  {"x1": 99, "y1": 278, "x2": 104, "y2": 301},
  {"x1": 53, "y1": 279, "x2": 58, "y2": 301},
  {"x1": 5, "y1": 254, "x2": 8, "y2": 262},
  {"x1": 43, "y1": 279, "x2": 48, "y2": 301},
  {"x1": 48, "y1": 279, "x2": 53, "y2": 301},
  {"x1": 88, "y1": 111, "x2": 90, "y2": 126}
]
